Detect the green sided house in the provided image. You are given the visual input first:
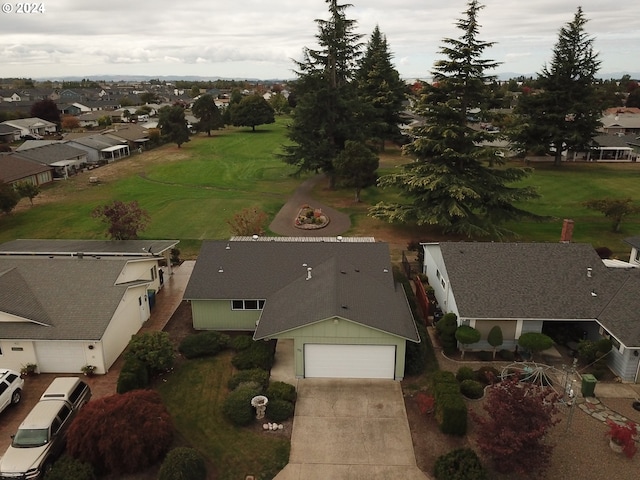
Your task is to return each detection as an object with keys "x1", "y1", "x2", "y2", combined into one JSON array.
[{"x1": 184, "y1": 237, "x2": 420, "y2": 380}]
